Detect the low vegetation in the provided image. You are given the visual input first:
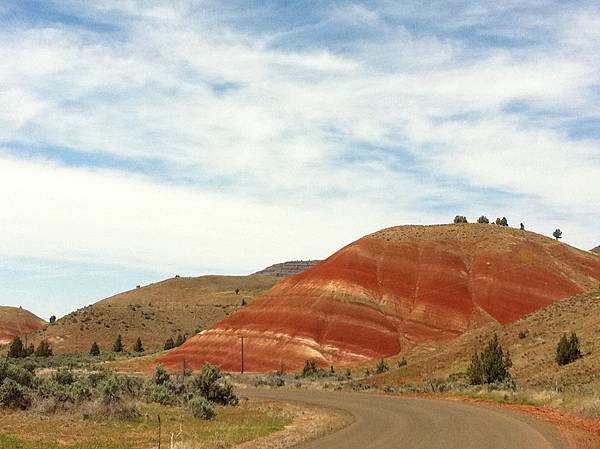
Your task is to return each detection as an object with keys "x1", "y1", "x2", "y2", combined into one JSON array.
[{"x1": 0, "y1": 357, "x2": 238, "y2": 422}]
